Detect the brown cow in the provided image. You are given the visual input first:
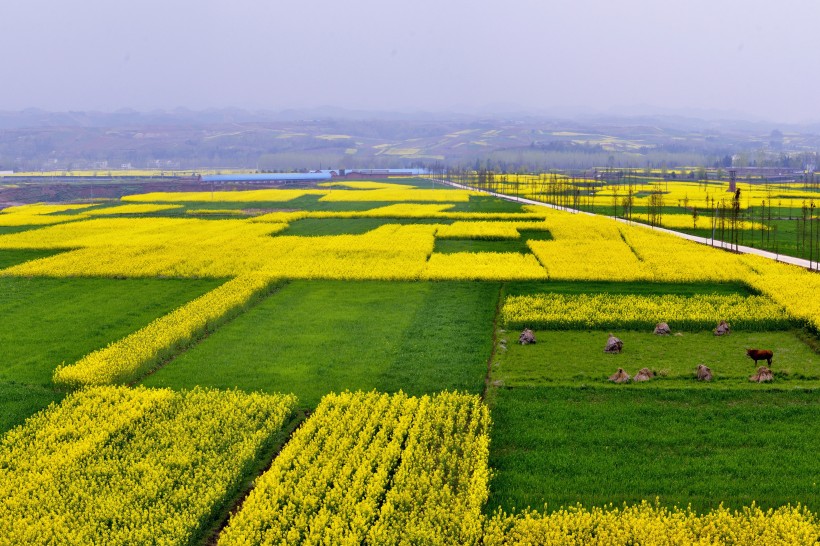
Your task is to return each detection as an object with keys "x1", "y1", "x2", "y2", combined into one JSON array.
[{"x1": 746, "y1": 348, "x2": 773, "y2": 366}]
